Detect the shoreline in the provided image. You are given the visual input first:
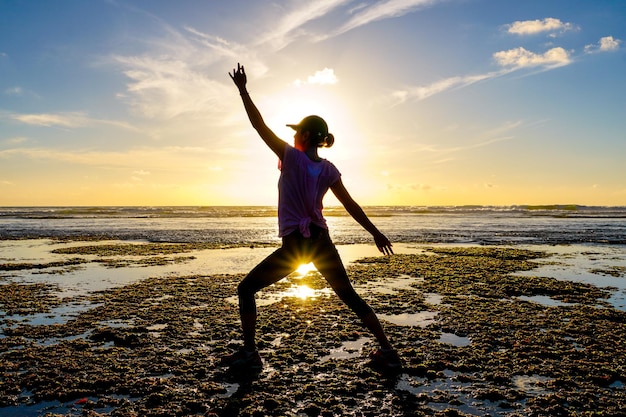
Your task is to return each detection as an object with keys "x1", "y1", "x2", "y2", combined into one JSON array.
[{"x1": 1, "y1": 241, "x2": 625, "y2": 416}]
